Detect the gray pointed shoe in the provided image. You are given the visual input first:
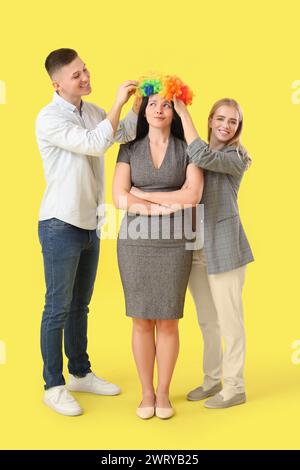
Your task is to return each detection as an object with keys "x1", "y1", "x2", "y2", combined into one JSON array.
[
  {"x1": 204, "y1": 392, "x2": 246, "y2": 409},
  {"x1": 187, "y1": 382, "x2": 222, "y2": 401}
]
